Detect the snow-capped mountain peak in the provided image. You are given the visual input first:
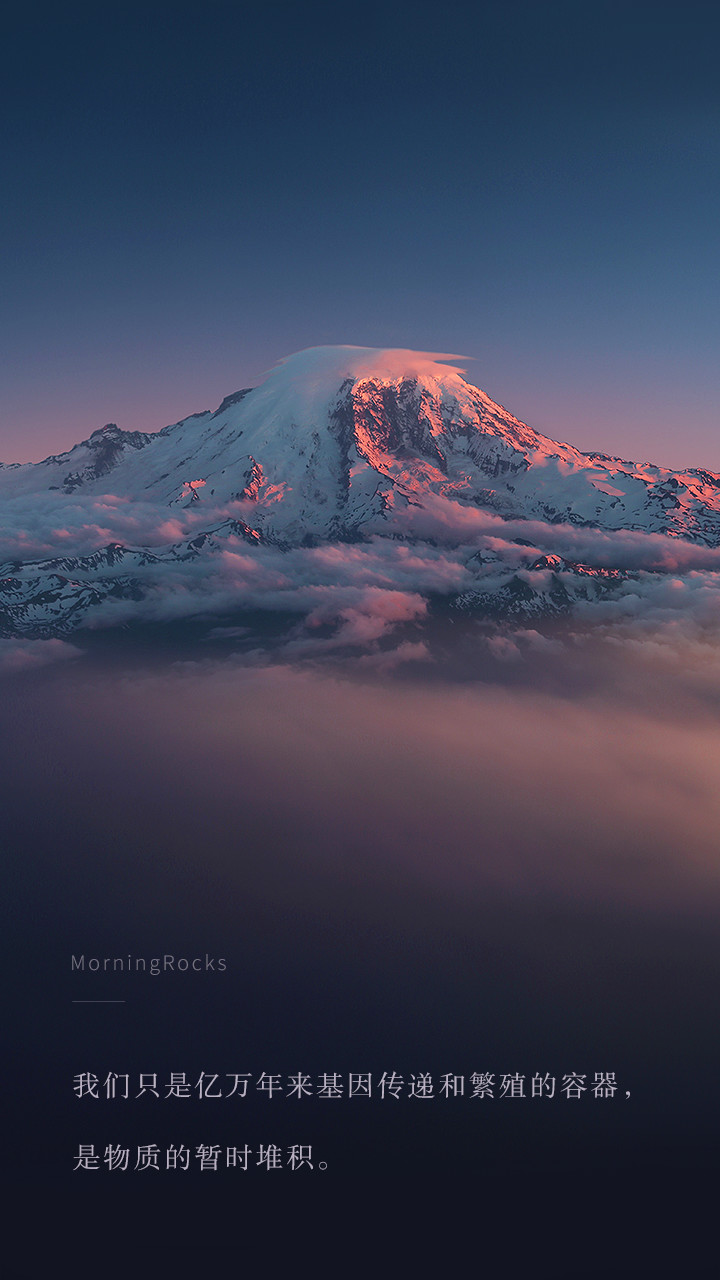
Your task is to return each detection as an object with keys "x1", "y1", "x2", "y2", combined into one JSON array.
[{"x1": 3, "y1": 346, "x2": 720, "y2": 643}]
